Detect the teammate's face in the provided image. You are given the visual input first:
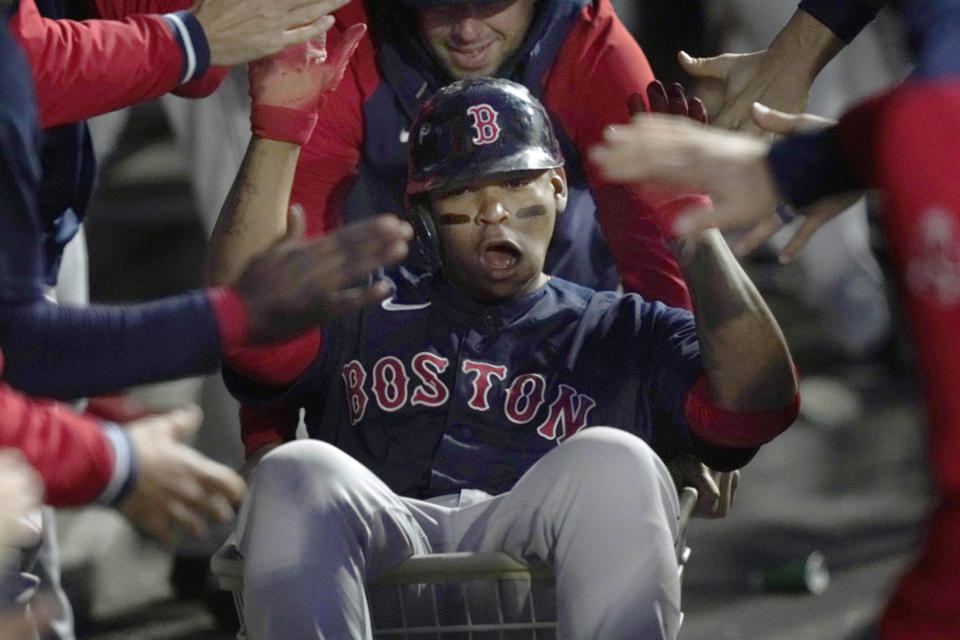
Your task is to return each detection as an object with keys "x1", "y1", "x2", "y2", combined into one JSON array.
[
  {"x1": 417, "y1": 0, "x2": 536, "y2": 80},
  {"x1": 430, "y1": 168, "x2": 567, "y2": 302}
]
